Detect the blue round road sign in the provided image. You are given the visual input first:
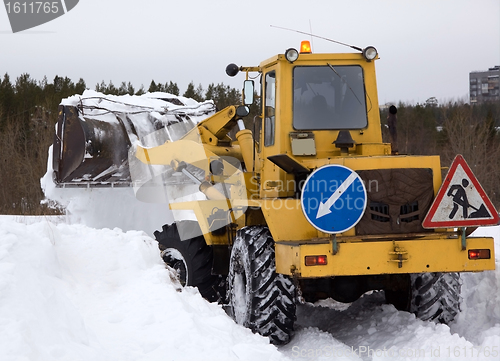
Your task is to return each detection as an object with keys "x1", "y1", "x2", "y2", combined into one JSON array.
[{"x1": 301, "y1": 165, "x2": 367, "y2": 234}]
